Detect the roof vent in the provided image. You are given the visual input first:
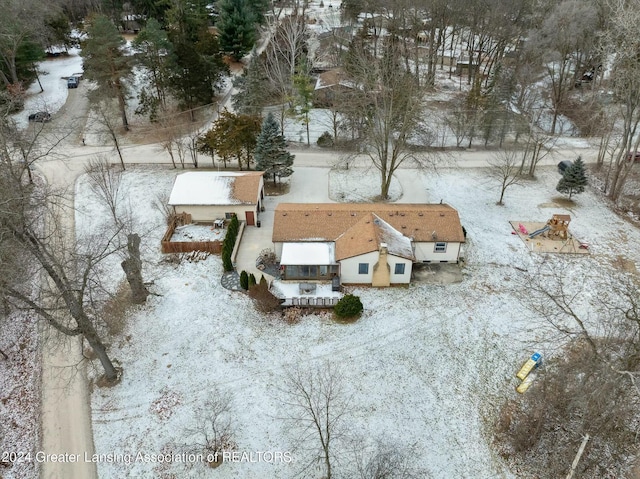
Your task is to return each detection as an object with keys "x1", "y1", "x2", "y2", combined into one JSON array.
[
  {"x1": 432, "y1": 231, "x2": 437, "y2": 240},
  {"x1": 305, "y1": 213, "x2": 309, "y2": 216},
  {"x1": 402, "y1": 225, "x2": 407, "y2": 229},
  {"x1": 439, "y1": 213, "x2": 445, "y2": 217},
  {"x1": 351, "y1": 212, "x2": 356, "y2": 216},
  {"x1": 328, "y1": 212, "x2": 332, "y2": 216},
  {"x1": 400, "y1": 212, "x2": 405, "y2": 216},
  {"x1": 283, "y1": 212, "x2": 287, "y2": 216},
  {"x1": 418, "y1": 212, "x2": 424, "y2": 216}
]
